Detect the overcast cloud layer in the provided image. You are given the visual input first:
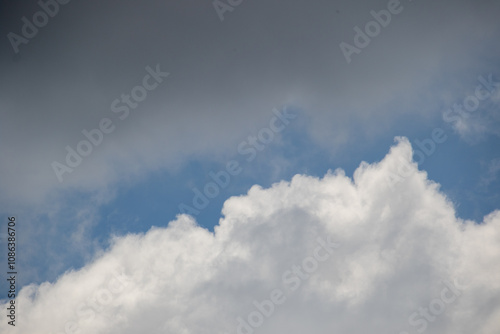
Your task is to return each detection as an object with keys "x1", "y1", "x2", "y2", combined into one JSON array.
[
  {"x1": 2, "y1": 138, "x2": 499, "y2": 334},
  {"x1": 1, "y1": 0, "x2": 500, "y2": 207}
]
